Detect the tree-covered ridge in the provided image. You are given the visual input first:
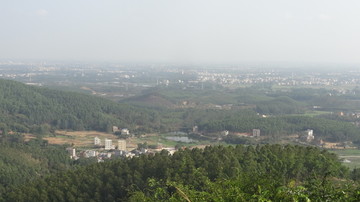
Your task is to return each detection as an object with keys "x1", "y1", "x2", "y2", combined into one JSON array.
[
  {"x1": 197, "y1": 114, "x2": 360, "y2": 141},
  {"x1": 0, "y1": 79, "x2": 161, "y2": 133},
  {"x1": 0, "y1": 79, "x2": 359, "y2": 143},
  {"x1": 0, "y1": 138, "x2": 72, "y2": 195},
  {"x1": 2, "y1": 145, "x2": 353, "y2": 201}
]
